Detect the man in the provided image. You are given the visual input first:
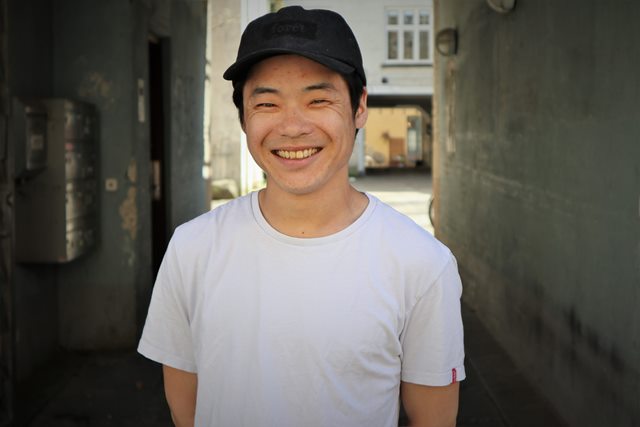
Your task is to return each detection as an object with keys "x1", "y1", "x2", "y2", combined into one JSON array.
[{"x1": 139, "y1": 6, "x2": 465, "y2": 427}]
